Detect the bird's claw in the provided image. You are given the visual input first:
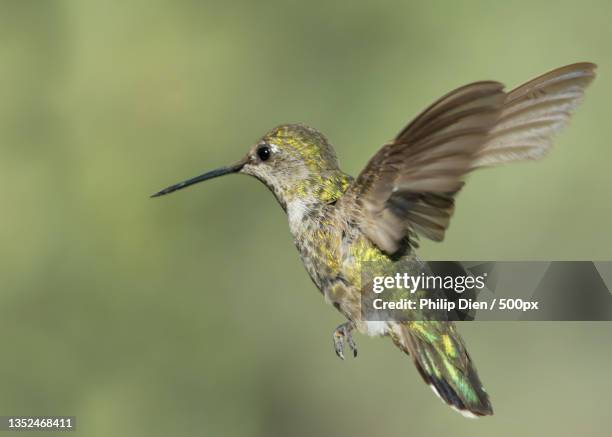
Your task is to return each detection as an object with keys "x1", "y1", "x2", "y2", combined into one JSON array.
[{"x1": 333, "y1": 322, "x2": 357, "y2": 360}]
